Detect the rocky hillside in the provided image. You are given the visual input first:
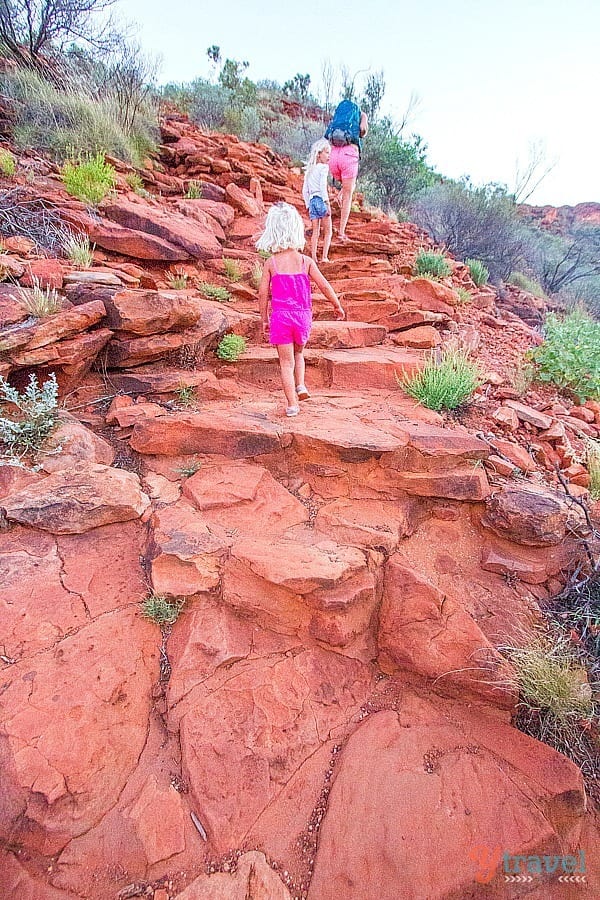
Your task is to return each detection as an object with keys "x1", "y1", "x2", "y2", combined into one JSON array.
[
  {"x1": 519, "y1": 200, "x2": 600, "y2": 233},
  {"x1": 1, "y1": 115, "x2": 599, "y2": 899}
]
